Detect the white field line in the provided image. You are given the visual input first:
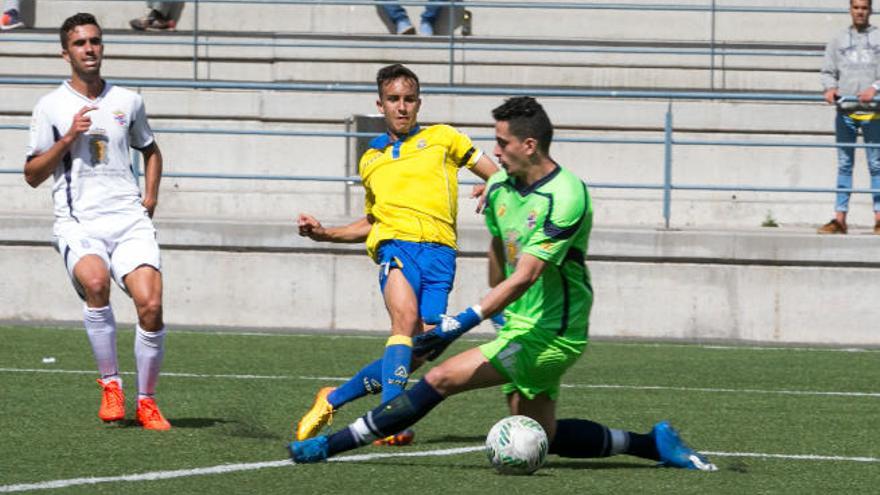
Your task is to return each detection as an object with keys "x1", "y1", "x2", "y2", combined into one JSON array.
[
  {"x1": 704, "y1": 451, "x2": 880, "y2": 463},
  {"x1": 1, "y1": 447, "x2": 877, "y2": 493},
  {"x1": 0, "y1": 447, "x2": 483, "y2": 493},
  {"x1": 2, "y1": 367, "x2": 878, "y2": 398},
  {"x1": 16, "y1": 326, "x2": 880, "y2": 353}
]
